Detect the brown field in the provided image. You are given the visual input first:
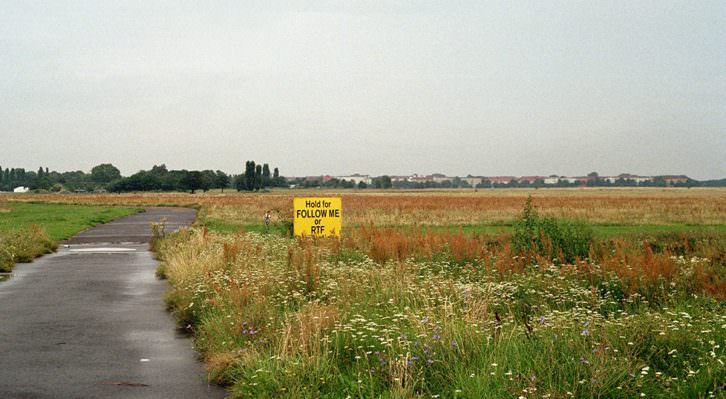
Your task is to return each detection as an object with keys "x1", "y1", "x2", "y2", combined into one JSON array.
[{"x1": 5, "y1": 187, "x2": 726, "y2": 226}]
